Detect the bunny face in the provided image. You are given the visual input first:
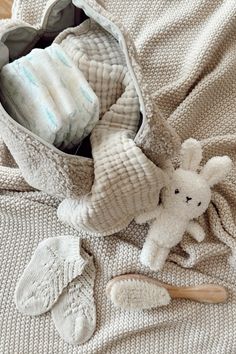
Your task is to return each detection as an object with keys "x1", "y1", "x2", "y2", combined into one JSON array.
[
  {"x1": 161, "y1": 168, "x2": 211, "y2": 219},
  {"x1": 160, "y1": 138, "x2": 232, "y2": 220}
]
